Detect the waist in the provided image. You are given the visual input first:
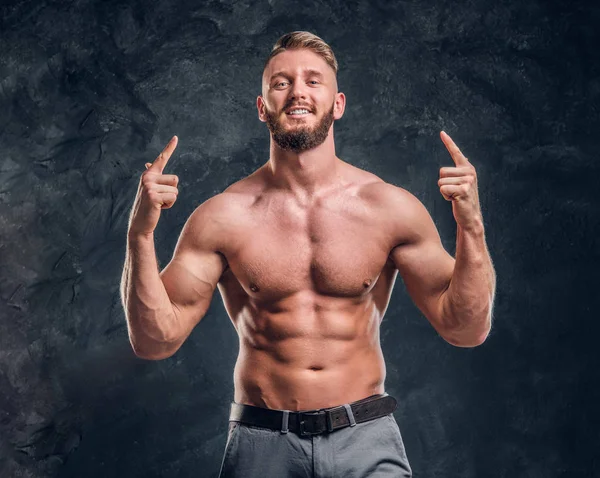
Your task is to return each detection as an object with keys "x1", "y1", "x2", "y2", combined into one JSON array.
[
  {"x1": 233, "y1": 354, "x2": 386, "y2": 410},
  {"x1": 236, "y1": 392, "x2": 389, "y2": 413},
  {"x1": 228, "y1": 393, "x2": 397, "y2": 436}
]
